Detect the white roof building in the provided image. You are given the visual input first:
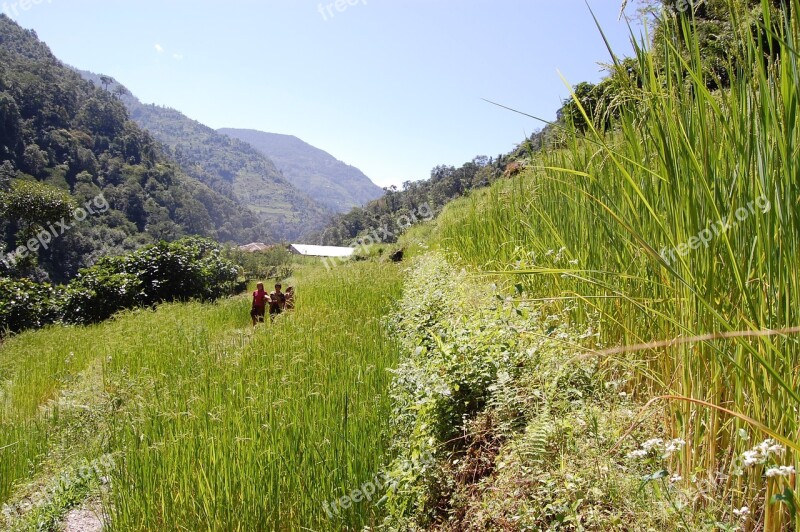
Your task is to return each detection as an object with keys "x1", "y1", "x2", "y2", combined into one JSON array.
[
  {"x1": 238, "y1": 242, "x2": 273, "y2": 252},
  {"x1": 289, "y1": 244, "x2": 355, "y2": 258}
]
